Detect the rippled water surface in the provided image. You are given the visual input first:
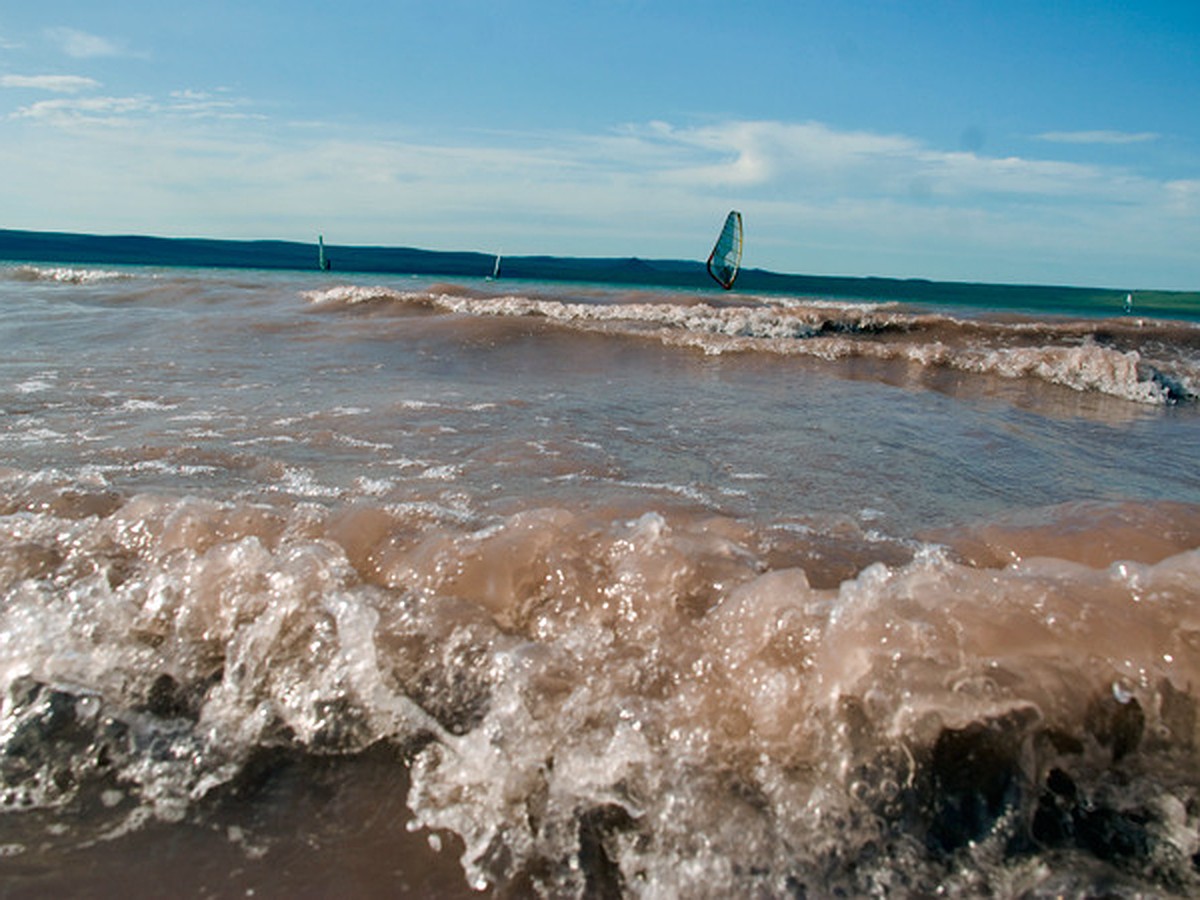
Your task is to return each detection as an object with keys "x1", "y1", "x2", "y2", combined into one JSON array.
[{"x1": 2, "y1": 263, "x2": 1199, "y2": 897}]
